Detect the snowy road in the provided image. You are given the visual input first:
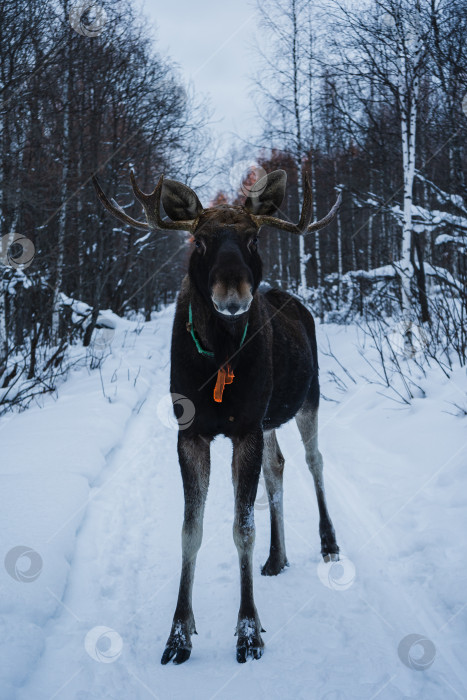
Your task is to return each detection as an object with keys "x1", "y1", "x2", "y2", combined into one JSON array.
[{"x1": 2, "y1": 311, "x2": 467, "y2": 699}]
